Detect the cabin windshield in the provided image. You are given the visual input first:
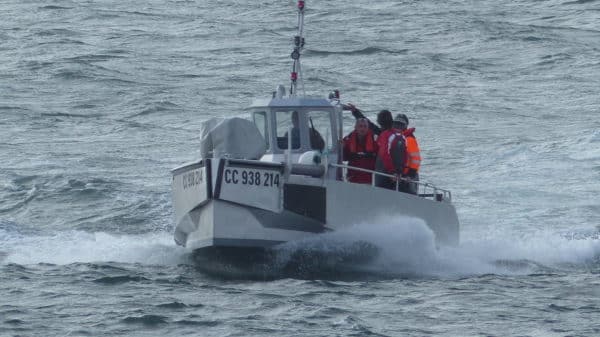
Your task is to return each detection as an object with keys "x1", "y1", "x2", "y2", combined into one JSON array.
[
  {"x1": 252, "y1": 111, "x2": 269, "y2": 150},
  {"x1": 274, "y1": 109, "x2": 332, "y2": 151},
  {"x1": 276, "y1": 110, "x2": 301, "y2": 150},
  {"x1": 307, "y1": 110, "x2": 332, "y2": 151}
]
